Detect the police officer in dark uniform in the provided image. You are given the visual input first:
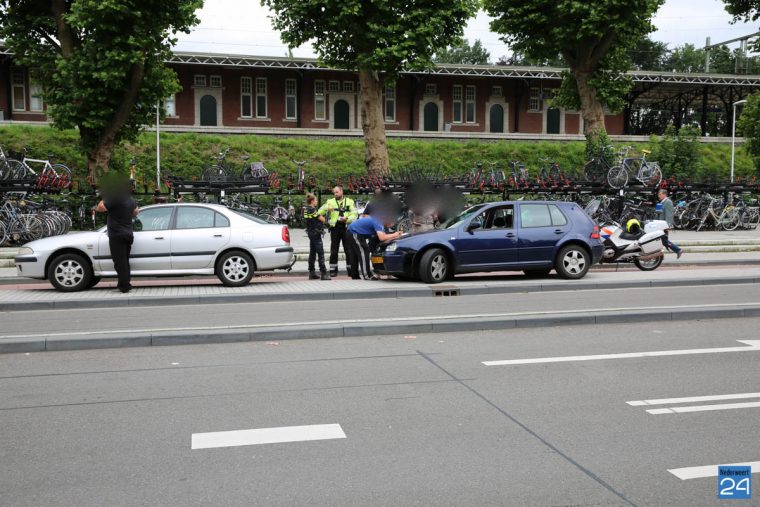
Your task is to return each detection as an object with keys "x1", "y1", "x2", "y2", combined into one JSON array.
[
  {"x1": 304, "y1": 193, "x2": 330, "y2": 280},
  {"x1": 94, "y1": 176, "x2": 138, "y2": 293}
]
